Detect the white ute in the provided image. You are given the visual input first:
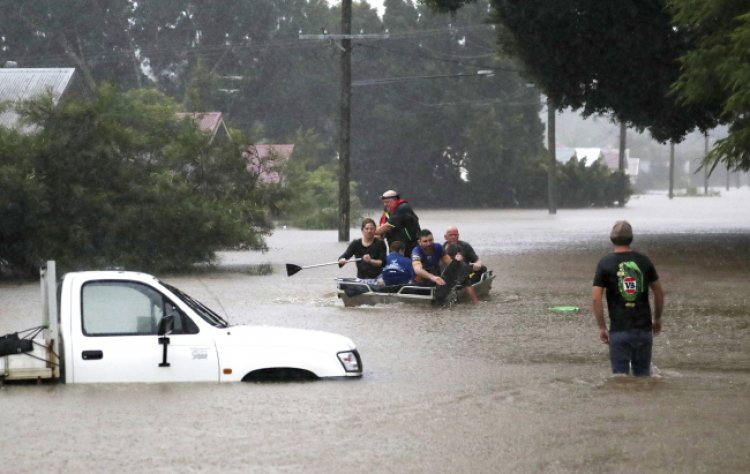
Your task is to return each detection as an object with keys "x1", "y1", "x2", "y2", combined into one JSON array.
[{"x1": 0, "y1": 262, "x2": 362, "y2": 383}]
